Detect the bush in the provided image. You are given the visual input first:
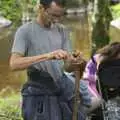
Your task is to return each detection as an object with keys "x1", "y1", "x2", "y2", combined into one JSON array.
[{"x1": 0, "y1": 0, "x2": 22, "y2": 27}]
